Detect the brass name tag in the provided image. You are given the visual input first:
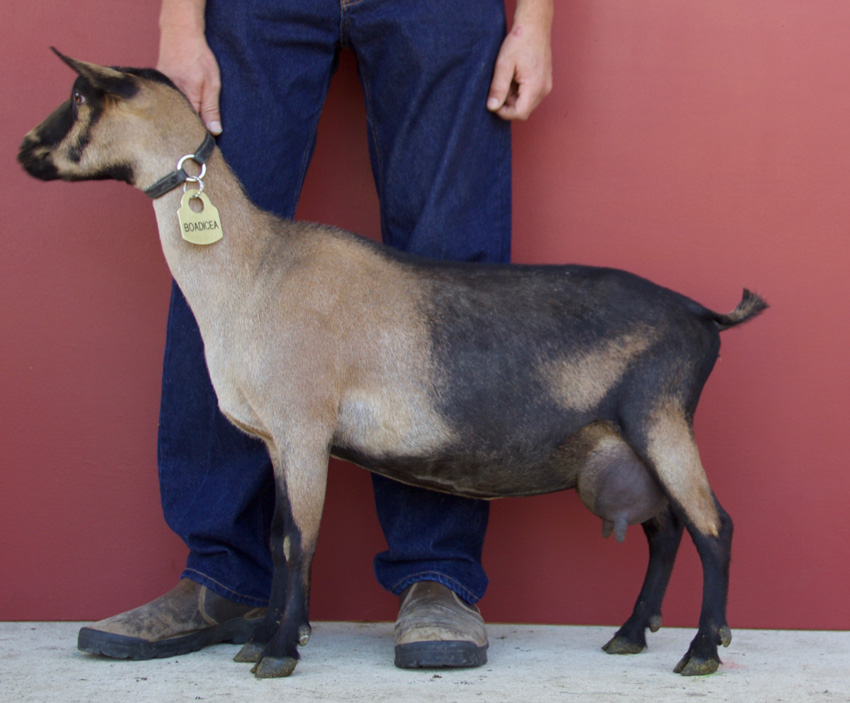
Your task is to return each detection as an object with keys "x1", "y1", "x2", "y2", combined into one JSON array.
[{"x1": 177, "y1": 191, "x2": 223, "y2": 246}]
